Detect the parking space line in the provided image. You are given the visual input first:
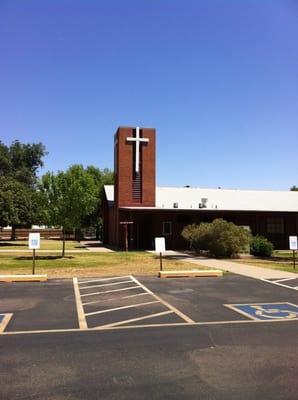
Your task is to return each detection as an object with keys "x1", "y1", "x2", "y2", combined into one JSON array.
[
  {"x1": 130, "y1": 275, "x2": 195, "y2": 324},
  {"x1": 224, "y1": 304, "x2": 259, "y2": 321},
  {"x1": 79, "y1": 280, "x2": 132, "y2": 290},
  {"x1": 82, "y1": 292, "x2": 149, "y2": 306},
  {"x1": 3, "y1": 317, "x2": 298, "y2": 336},
  {"x1": 79, "y1": 276, "x2": 131, "y2": 285},
  {"x1": 261, "y1": 278, "x2": 298, "y2": 291},
  {"x1": 80, "y1": 286, "x2": 140, "y2": 297},
  {"x1": 225, "y1": 301, "x2": 296, "y2": 306},
  {"x1": 122, "y1": 292, "x2": 150, "y2": 299},
  {"x1": 274, "y1": 277, "x2": 297, "y2": 283},
  {"x1": 96, "y1": 310, "x2": 174, "y2": 328},
  {"x1": 85, "y1": 300, "x2": 159, "y2": 316},
  {"x1": 0, "y1": 313, "x2": 13, "y2": 333},
  {"x1": 73, "y1": 277, "x2": 88, "y2": 329}
]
